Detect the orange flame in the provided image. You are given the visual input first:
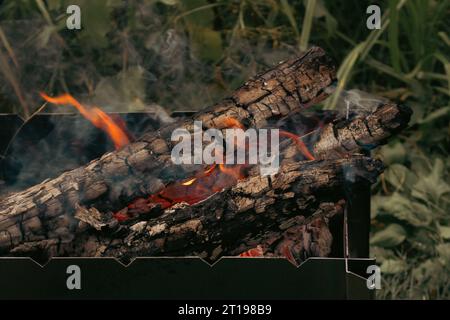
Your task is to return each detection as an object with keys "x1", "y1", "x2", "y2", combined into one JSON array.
[
  {"x1": 181, "y1": 178, "x2": 196, "y2": 186},
  {"x1": 40, "y1": 93, "x2": 130, "y2": 149},
  {"x1": 239, "y1": 245, "x2": 264, "y2": 257},
  {"x1": 280, "y1": 130, "x2": 315, "y2": 160},
  {"x1": 222, "y1": 117, "x2": 245, "y2": 129}
]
